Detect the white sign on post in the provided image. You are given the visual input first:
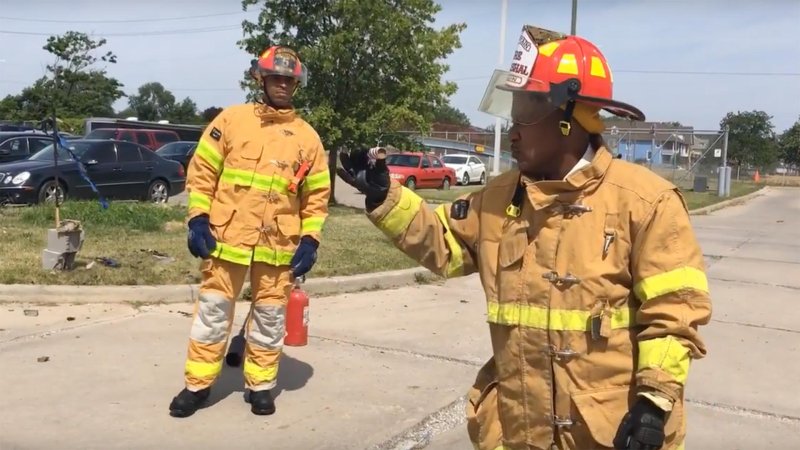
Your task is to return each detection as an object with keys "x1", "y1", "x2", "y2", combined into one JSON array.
[{"x1": 714, "y1": 148, "x2": 722, "y2": 158}]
